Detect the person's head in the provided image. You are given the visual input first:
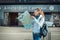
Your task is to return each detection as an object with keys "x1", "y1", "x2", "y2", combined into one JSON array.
[
  {"x1": 34, "y1": 8, "x2": 45, "y2": 17},
  {"x1": 34, "y1": 8, "x2": 40, "y2": 16}
]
